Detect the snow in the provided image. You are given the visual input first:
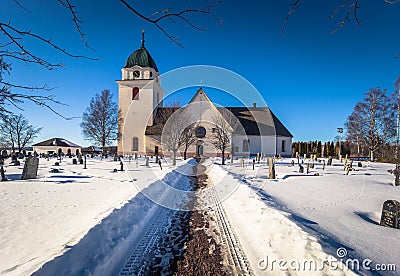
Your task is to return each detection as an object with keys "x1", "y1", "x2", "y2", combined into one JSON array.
[
  {"x1": 210, "y1": 158, "x2": 399, "y2": 275},
  {"x1": 1, "y1": 156, "x2": 399, "y2": 275},
  {"x1": 0, "y1": 156, "x2": 182, "y2": 275}
]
